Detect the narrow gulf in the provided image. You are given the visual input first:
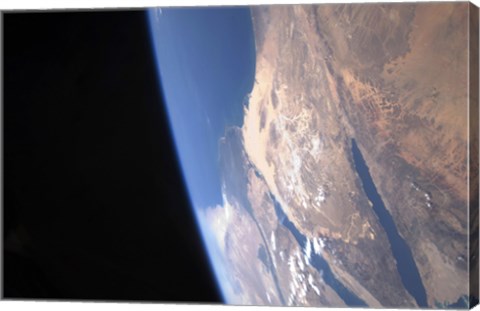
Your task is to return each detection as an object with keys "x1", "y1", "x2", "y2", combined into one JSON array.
[{"x1": 351, "y1": 139, "x2": 428, "y2": 307}]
